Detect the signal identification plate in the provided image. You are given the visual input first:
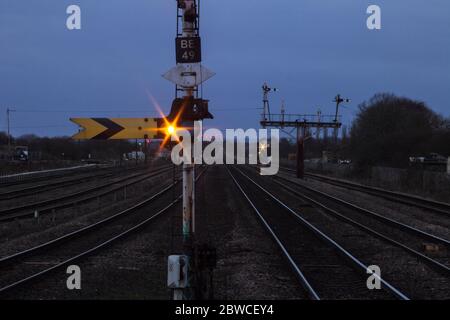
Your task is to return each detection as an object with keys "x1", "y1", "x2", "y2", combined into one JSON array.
[{"x1": 176, "y1": 37, "x2": 202, "y2": 63}]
